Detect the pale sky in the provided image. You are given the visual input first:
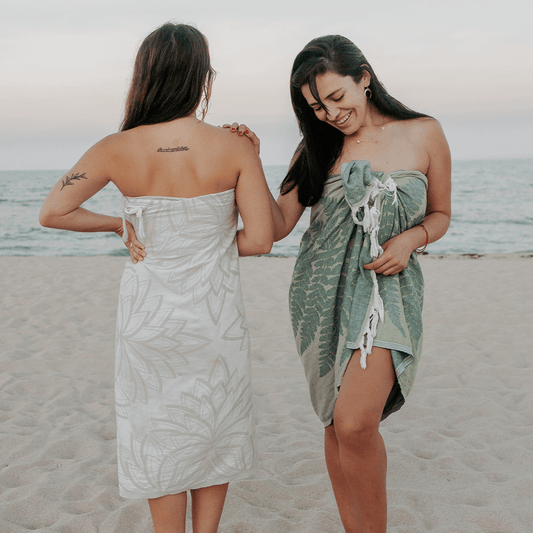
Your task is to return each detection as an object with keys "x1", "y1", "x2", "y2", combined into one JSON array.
[{"x1": 1, "y1": 0, "x2": 532, "y2": 169}]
